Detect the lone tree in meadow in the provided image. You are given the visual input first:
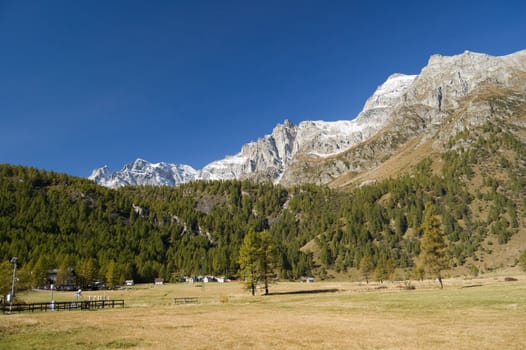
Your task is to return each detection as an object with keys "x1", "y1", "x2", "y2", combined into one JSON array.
[
  {"x1": 418, "y1": 203, "x2": 448, "y2": 288},
  {"x1": 239, "y1": 230, "x2": 259, "y2": 296},
  {"x1": 238, "y1": 229, "x2": 276, "y2": 296},
  {"x1": 359, "y1": 254, "x2": 373, "y2": 284},
  {"x1": 258, "y1": 230, "x2": 275, "y2": 295}
]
